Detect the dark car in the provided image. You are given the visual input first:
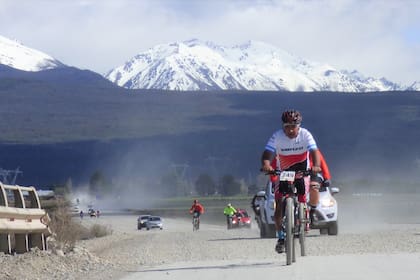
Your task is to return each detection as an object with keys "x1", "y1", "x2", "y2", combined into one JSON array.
[
  {"x1": 88, "y1": 208, "x2": 96, "y2": 217},
  {"x1": 137, "y1": 214, "x2": 151, "y2": 230}
]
